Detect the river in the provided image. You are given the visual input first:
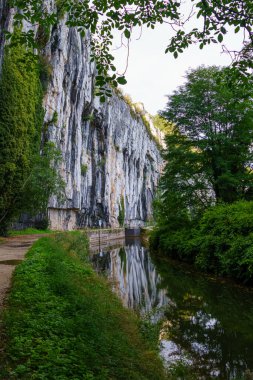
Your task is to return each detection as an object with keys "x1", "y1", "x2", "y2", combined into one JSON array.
[{"x1": 91, "y1": 238, "x2": 253, "y2": 379}]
